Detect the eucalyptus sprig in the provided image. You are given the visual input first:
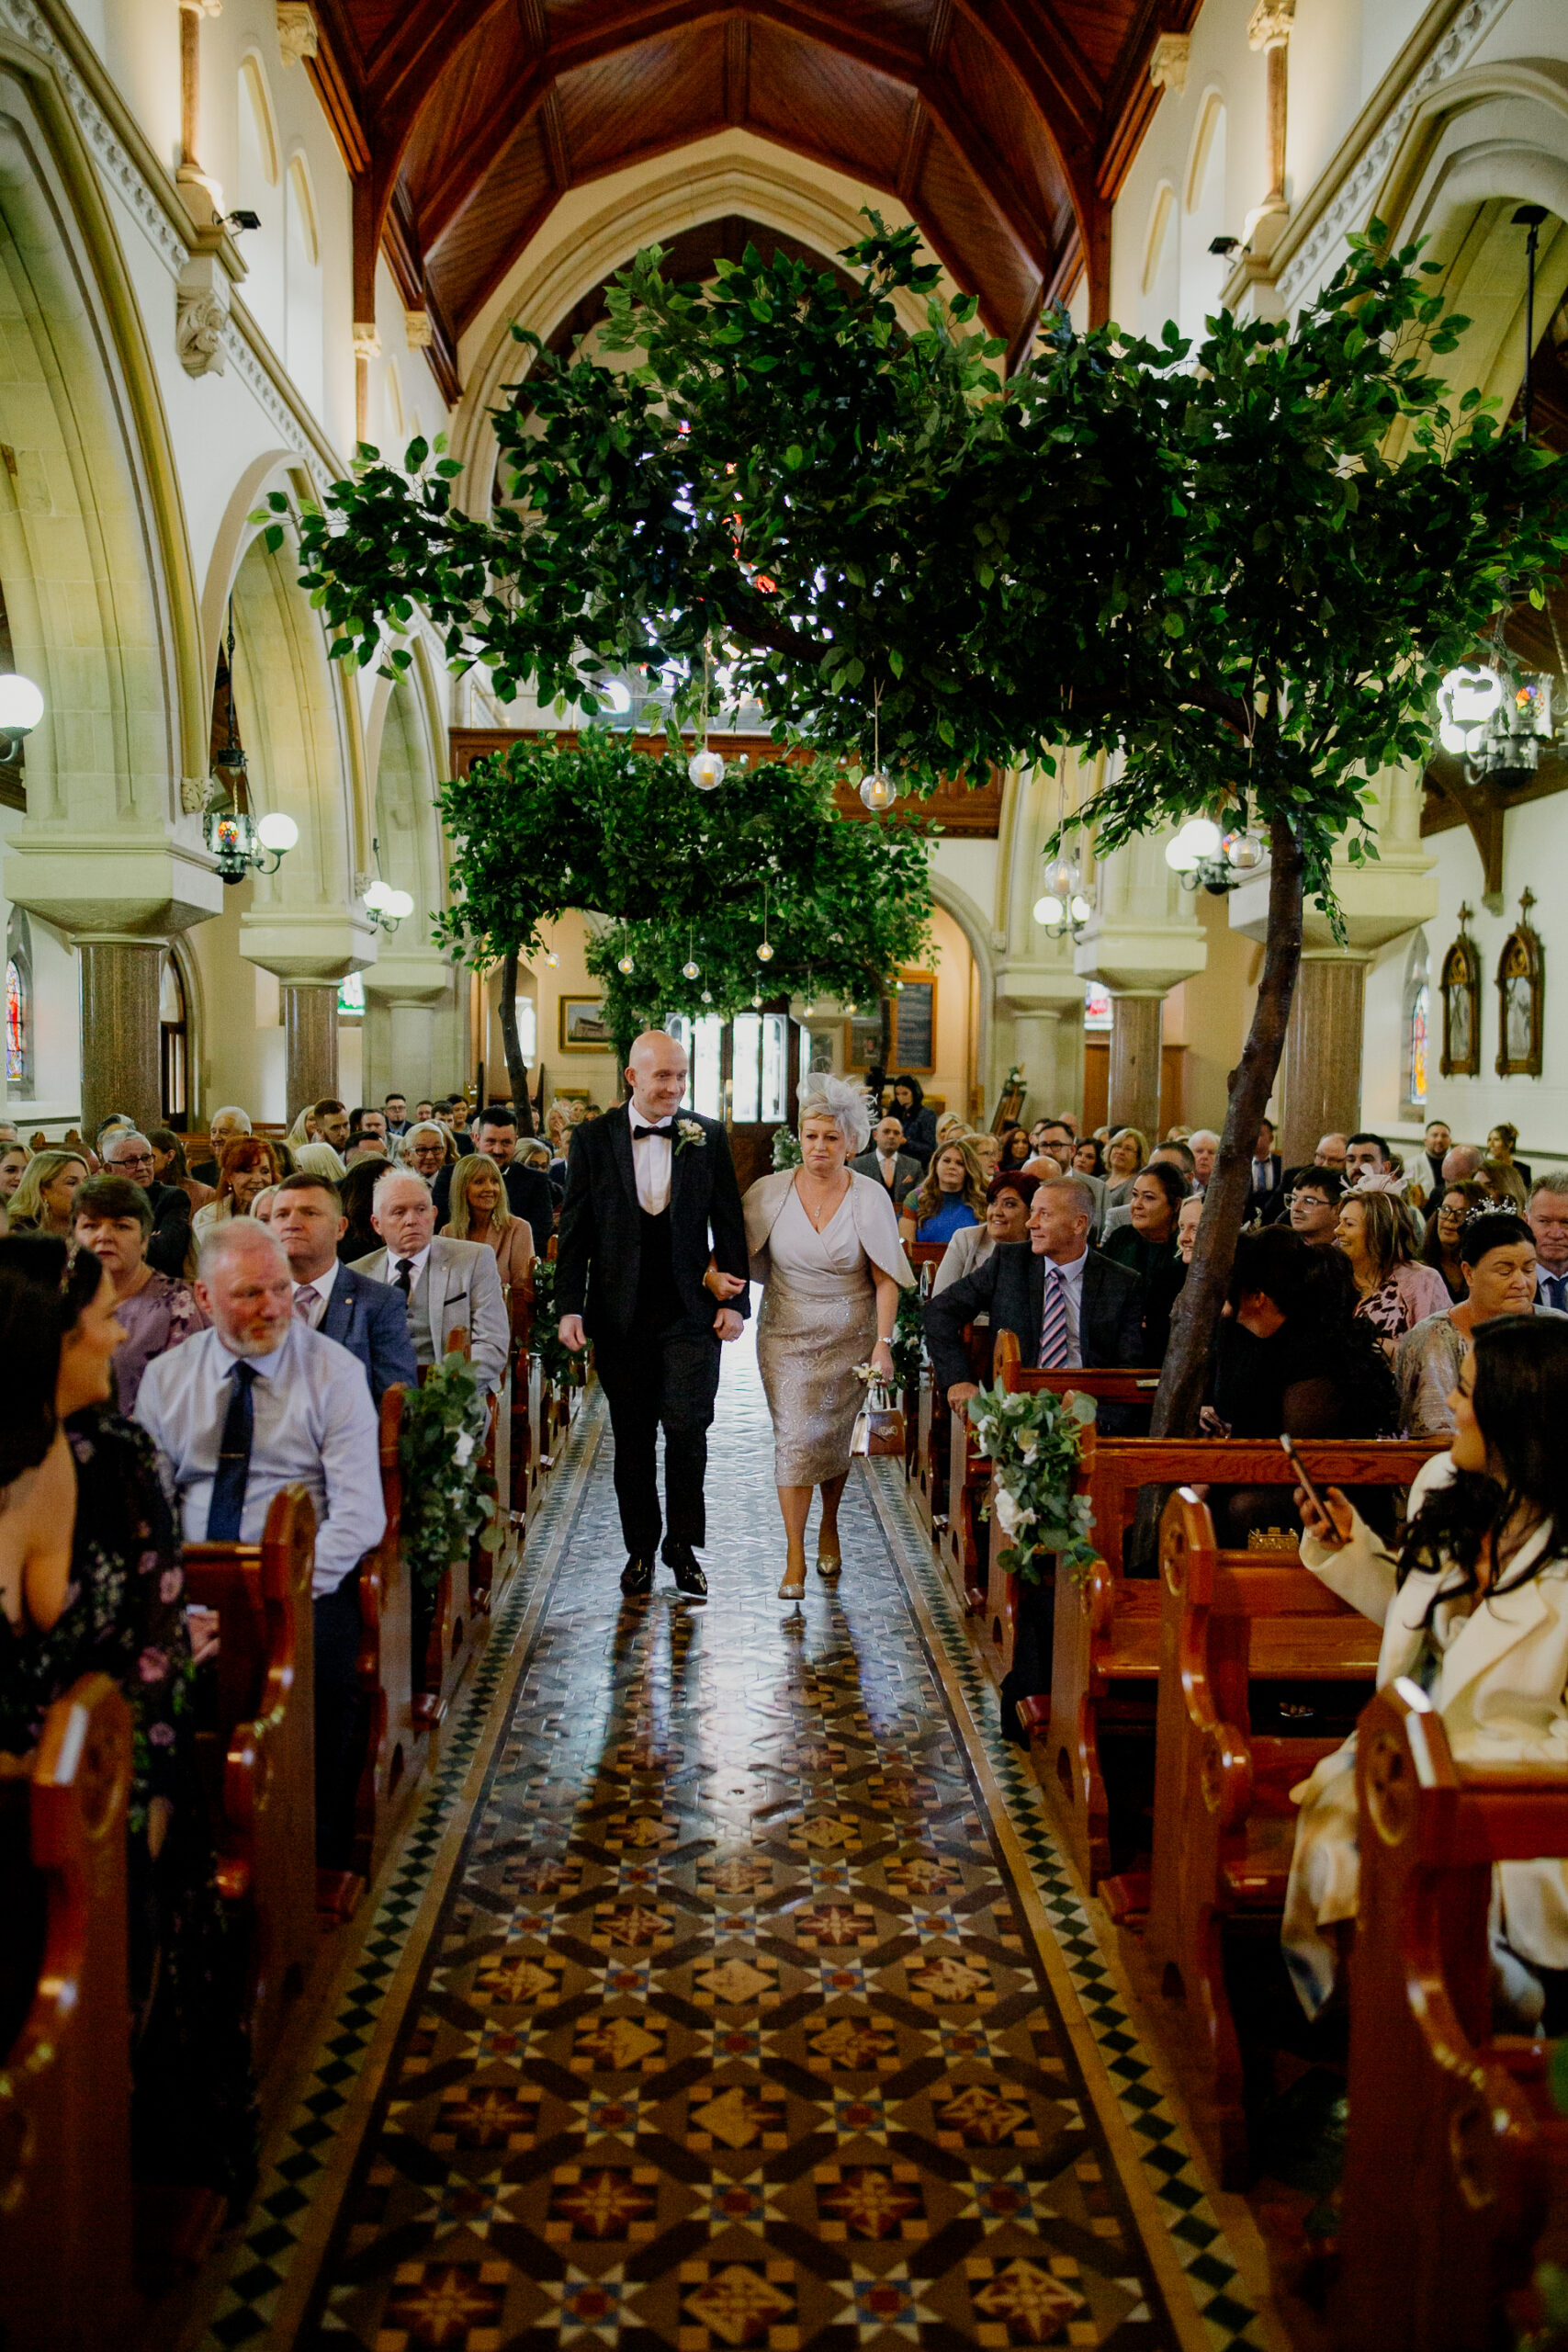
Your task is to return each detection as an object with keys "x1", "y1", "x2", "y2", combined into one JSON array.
[
  {"x1": 399, "y1": 1355, "x2": 492, "y2": 1600},
  {"x1": 966, "y1": 1384, "x2": 1099, "y2": 1587}
]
